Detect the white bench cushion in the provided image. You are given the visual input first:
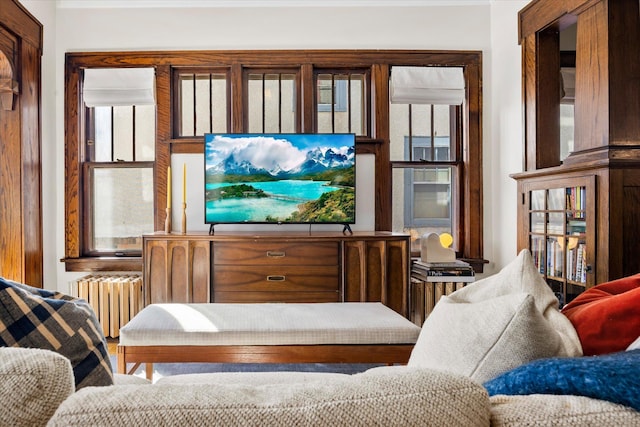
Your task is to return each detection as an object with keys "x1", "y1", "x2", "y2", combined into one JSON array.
[{"x1": 119, "y1": 302, "x2": 420, "y2": 346}]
